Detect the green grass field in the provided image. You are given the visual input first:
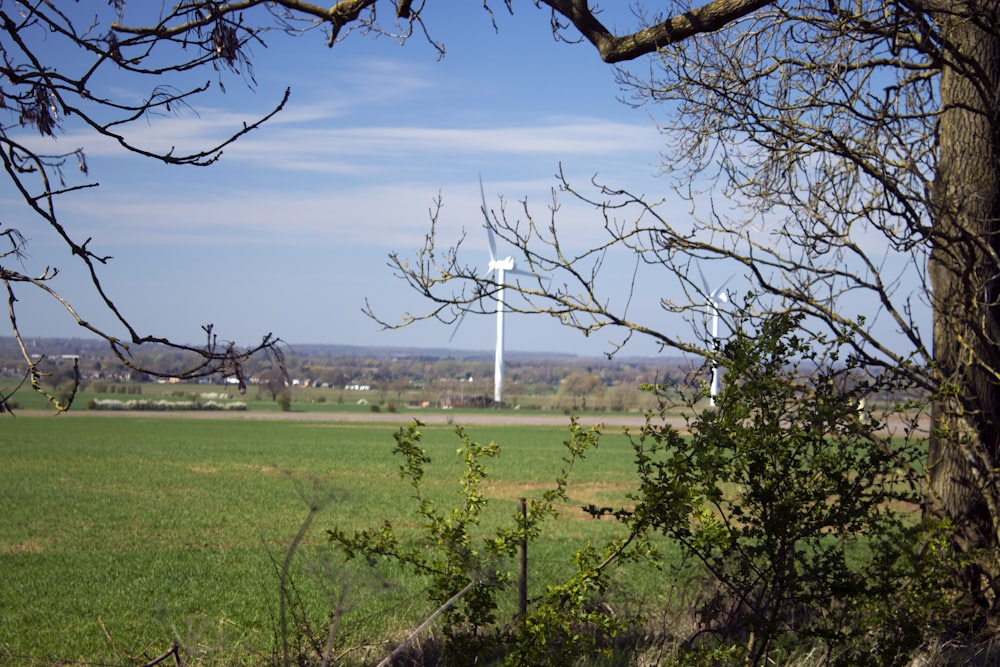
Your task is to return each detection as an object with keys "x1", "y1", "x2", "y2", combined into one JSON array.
[{"x1": 0, "y1": 412, "x2": 655, "y2": 666}]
